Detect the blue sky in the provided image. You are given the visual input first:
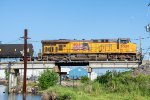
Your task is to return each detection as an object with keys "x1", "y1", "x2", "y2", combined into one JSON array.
[{"x1": 0, "y1": 0, "x2": 150, "y2": 58}]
